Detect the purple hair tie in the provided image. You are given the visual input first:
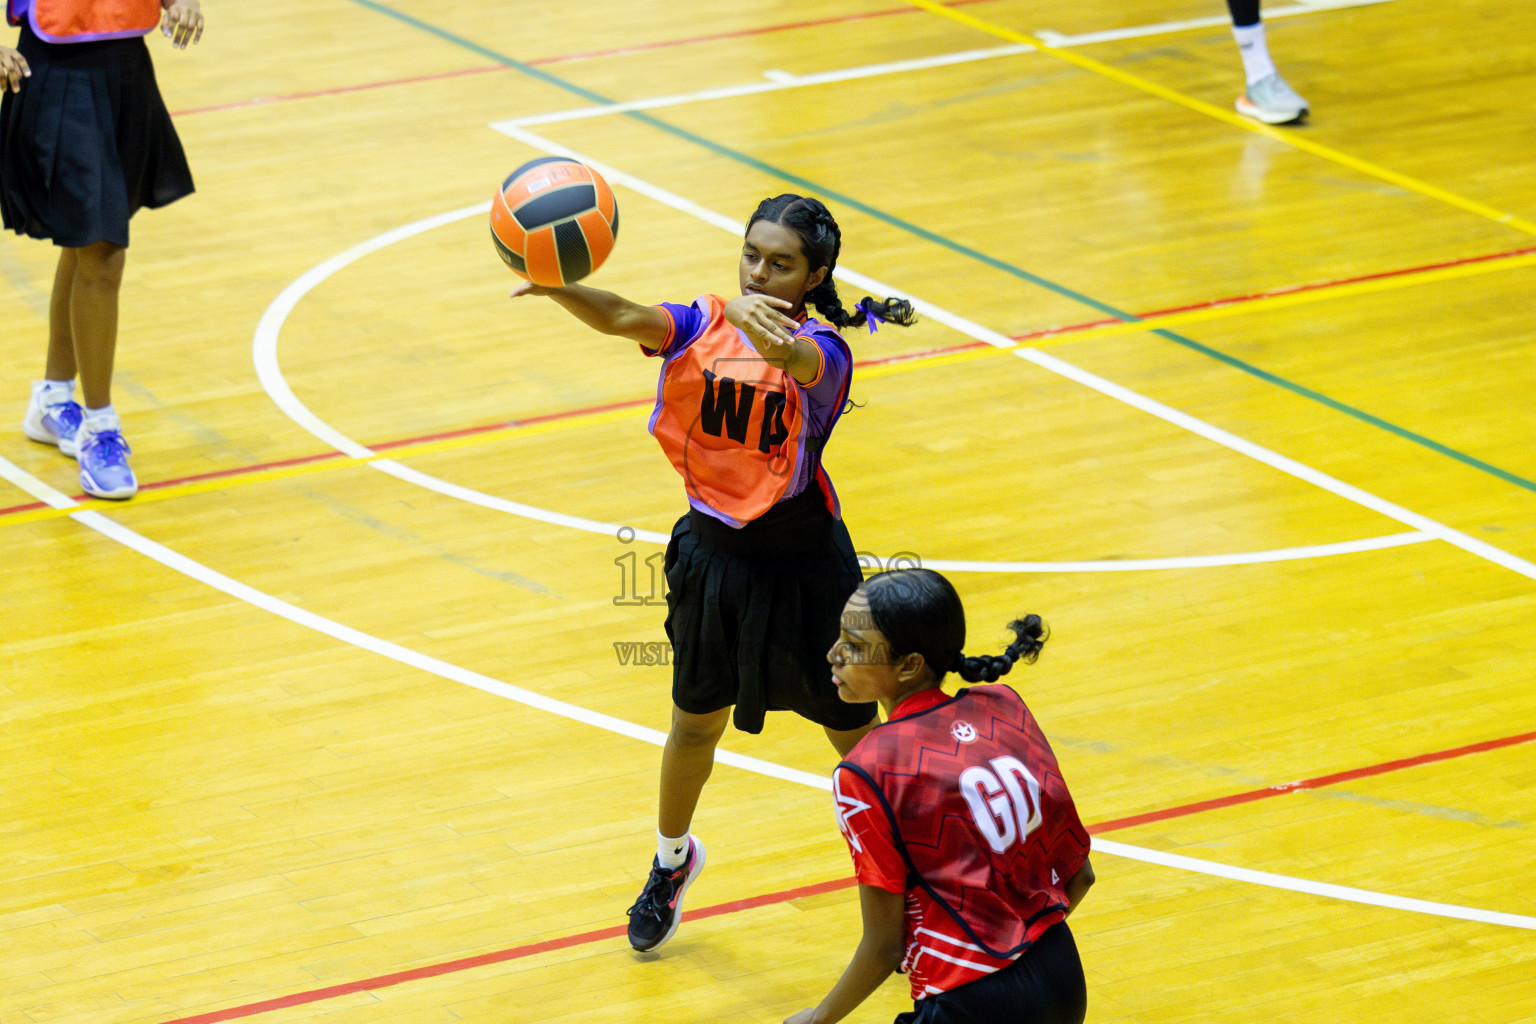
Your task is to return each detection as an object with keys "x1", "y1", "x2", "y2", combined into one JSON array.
[{"x1": 855, "y1": 299, "x2": 880, "y2": 334}]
